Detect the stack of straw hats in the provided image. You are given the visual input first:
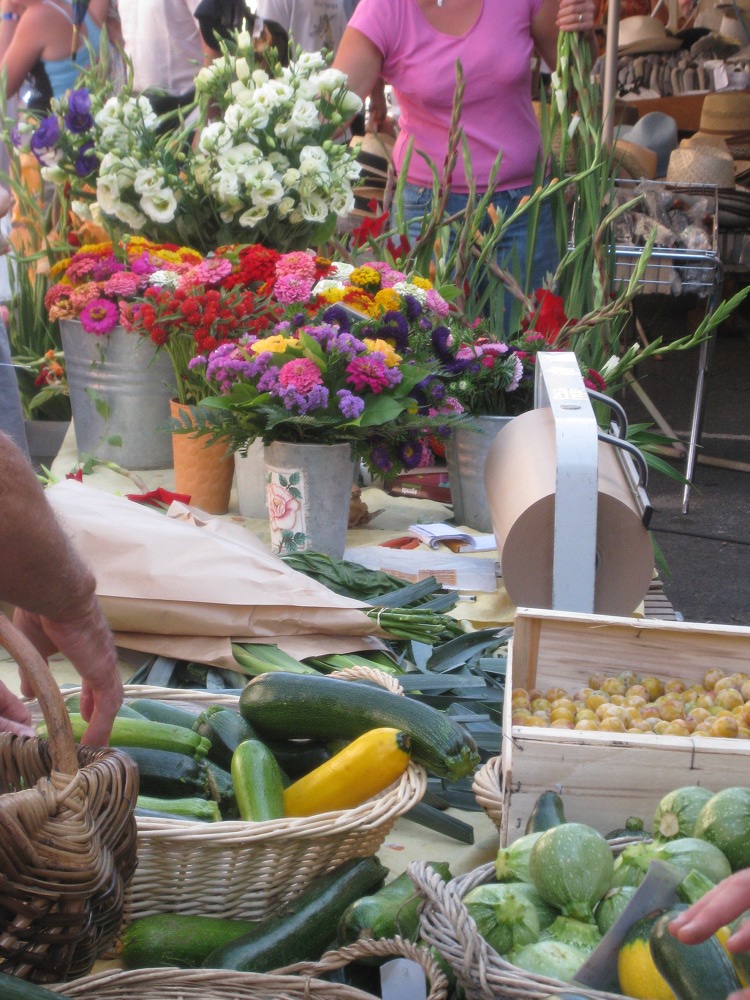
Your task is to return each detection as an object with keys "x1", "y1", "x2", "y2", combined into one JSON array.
[{"x1": 348, "y1": 132, "x2": 395, "y2": 218}]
